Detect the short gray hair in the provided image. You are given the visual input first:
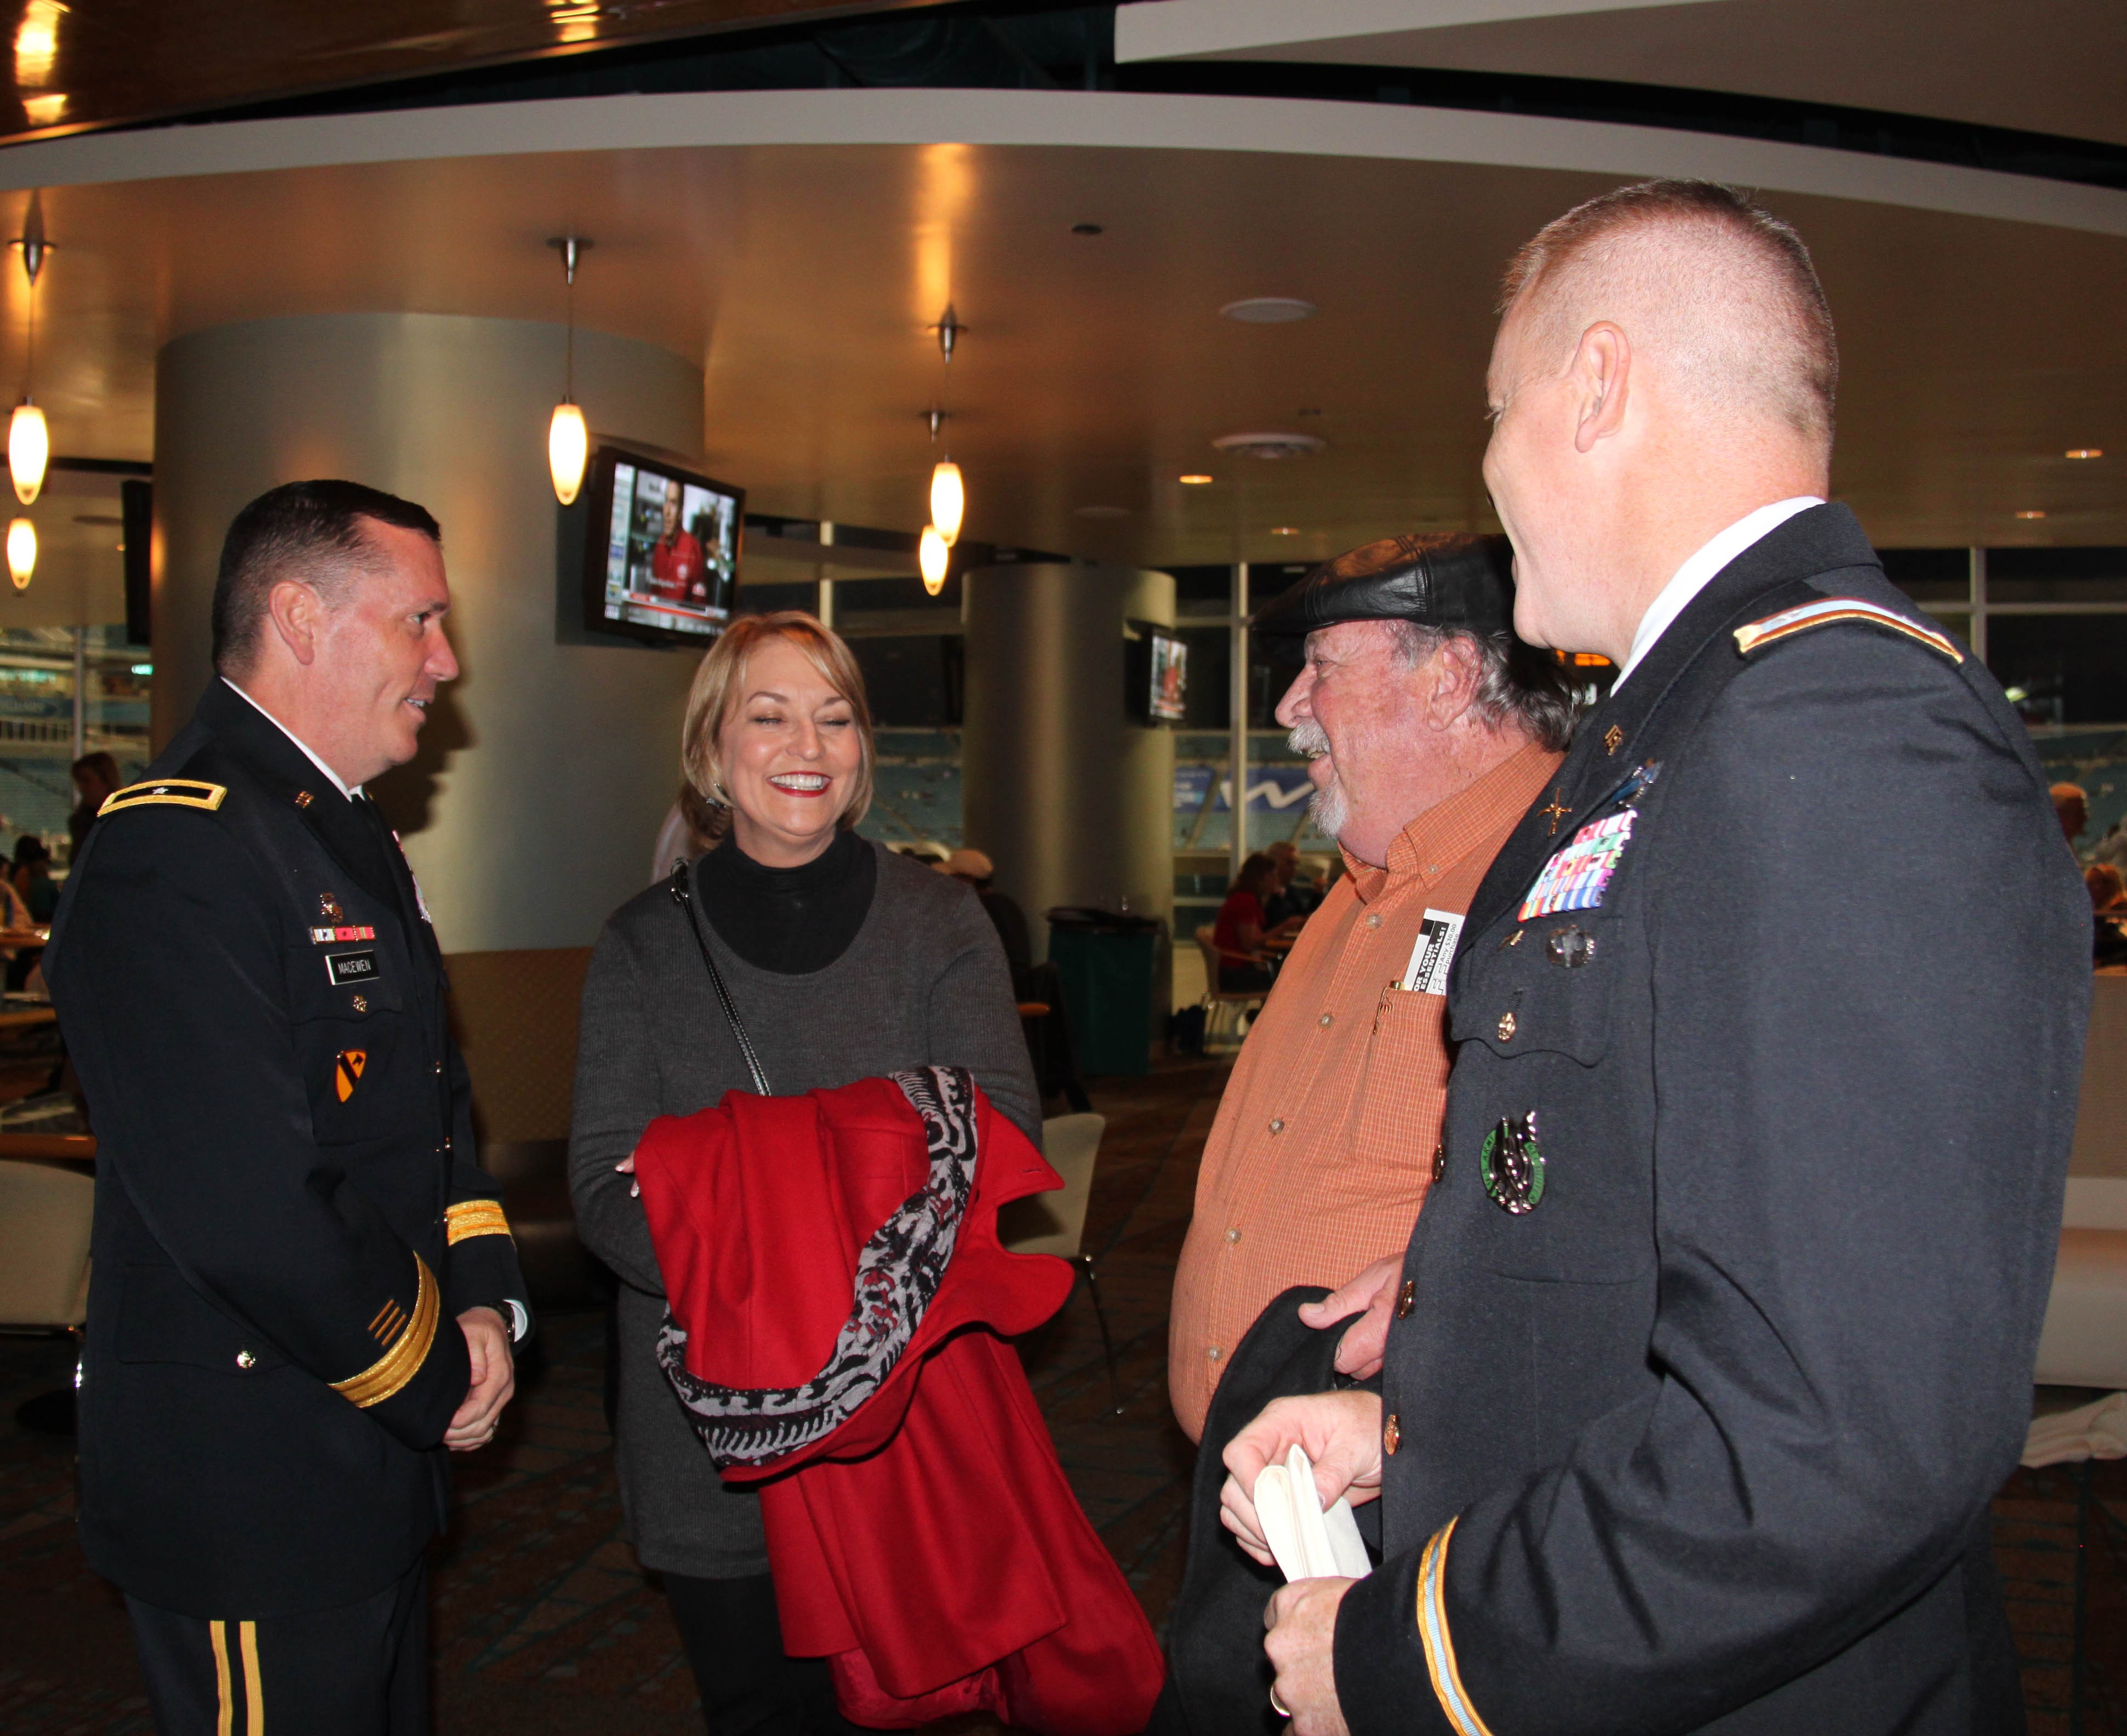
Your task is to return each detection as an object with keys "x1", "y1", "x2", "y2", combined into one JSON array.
[{"x1": 1384, "y1": 621, "x2": 1580, "y2": 752}]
